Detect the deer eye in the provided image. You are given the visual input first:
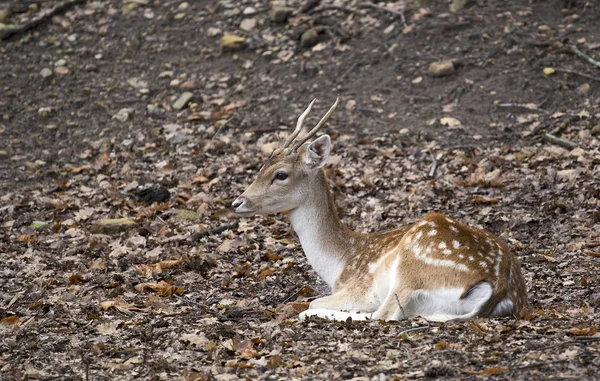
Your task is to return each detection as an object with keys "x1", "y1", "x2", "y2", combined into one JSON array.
[{"x1": 274, "y1": 172, "x2": 288, "y2": 181}]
